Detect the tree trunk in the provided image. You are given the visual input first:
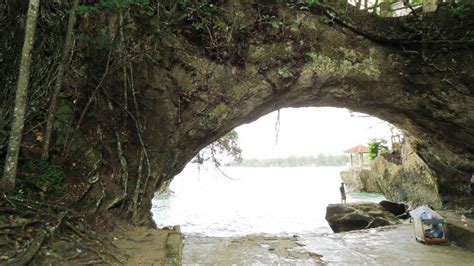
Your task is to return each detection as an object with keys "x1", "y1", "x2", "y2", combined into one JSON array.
[
  {"x1": 422, "y1": 0, "x2": 438, "y2": 13},
  {"x1": 41, "y1": 0, "x2": 79, "y2": 160},
  {"x1": 1, "y1": 0, "x2": 40, "y2": 191},
  {"x1": 379, "y1": 0, "x2": 393, "y2": 17}
]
